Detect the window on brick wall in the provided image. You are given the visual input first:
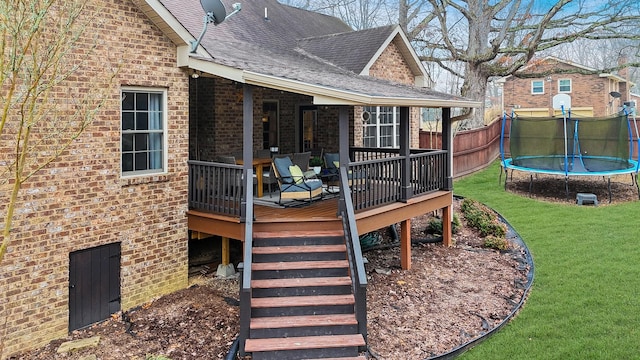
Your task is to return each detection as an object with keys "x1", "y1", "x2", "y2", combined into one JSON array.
[
  {"x1": 121, "y1": 88, "x2": 167, "y2": 176},
  {"x1": 531, "y1": 80, "x2": 544, "y2": 94},
  {"x1": 363, "y1": 106, "x2": 400, "y2": 148},
  {"x1": 558, "y1": 79, "x2": 572, "y2": 93}
]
